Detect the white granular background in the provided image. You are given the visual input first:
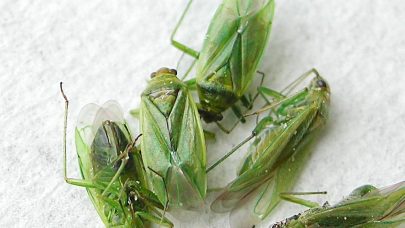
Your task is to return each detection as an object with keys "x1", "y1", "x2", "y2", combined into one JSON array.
[{"x1": 0, "y1": 0, "x2": 404, "y2": 227}]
